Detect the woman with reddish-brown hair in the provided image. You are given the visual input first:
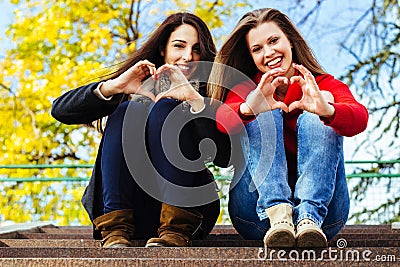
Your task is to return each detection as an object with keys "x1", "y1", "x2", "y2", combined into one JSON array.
[{"x1": 208, "y1": 8, "x2": 368, "y2": 248}]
